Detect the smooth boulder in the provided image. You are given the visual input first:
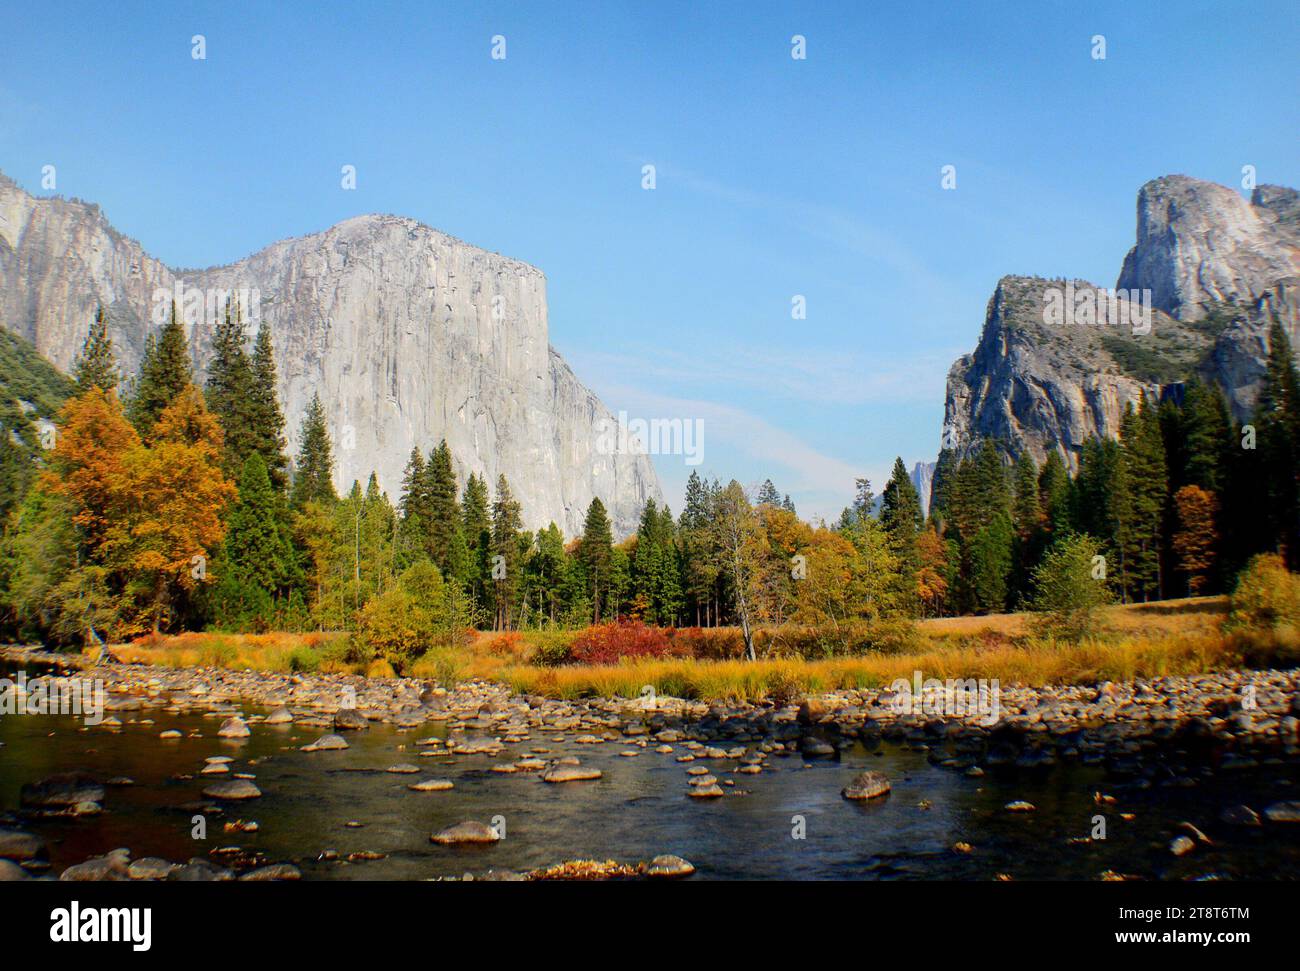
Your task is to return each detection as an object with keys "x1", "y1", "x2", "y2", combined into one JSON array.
[
  {"x1": 841, "y1": 770, "x2": 891, "y2": 801},
  {"x1": 431, "y1": 821, "x2": 501, "y2": 845}
]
